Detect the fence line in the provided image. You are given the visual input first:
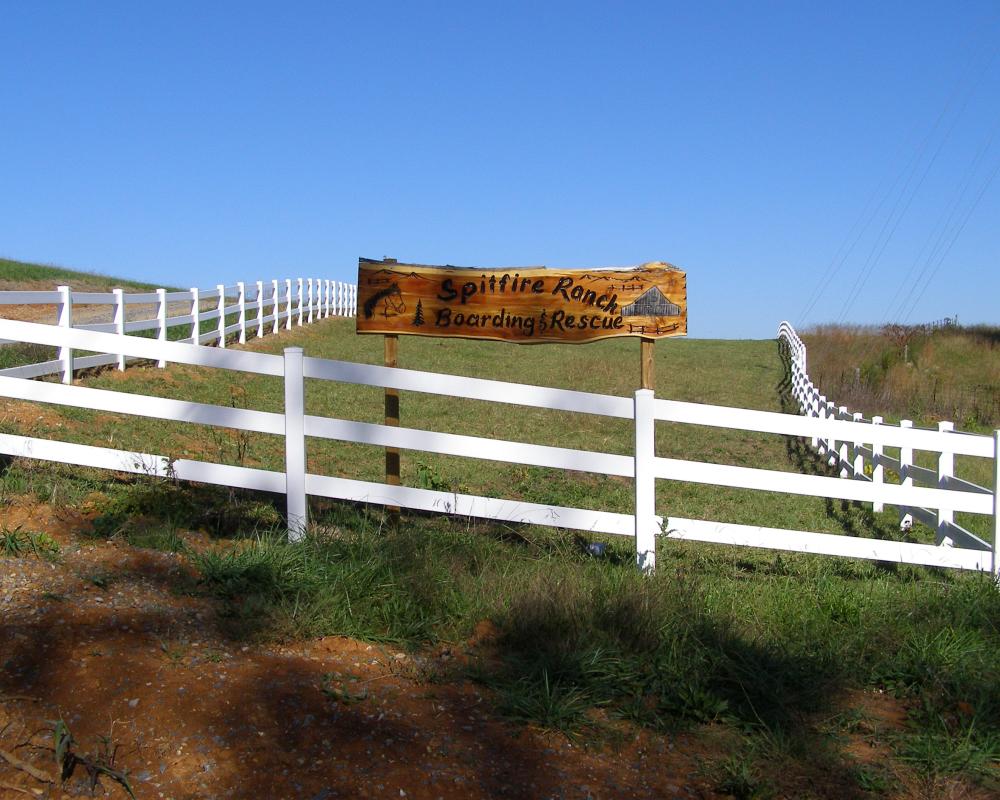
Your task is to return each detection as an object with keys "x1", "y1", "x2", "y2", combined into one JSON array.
[
  {"x1": 0, "y1": 317, "x2": 997, "y2": 575},
  {"x1": 778, "y1": 321, "x2": 997, "y2": 556},
  {"x1": 0, "y1": 278, "x2": 358, "y2": 382}
]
